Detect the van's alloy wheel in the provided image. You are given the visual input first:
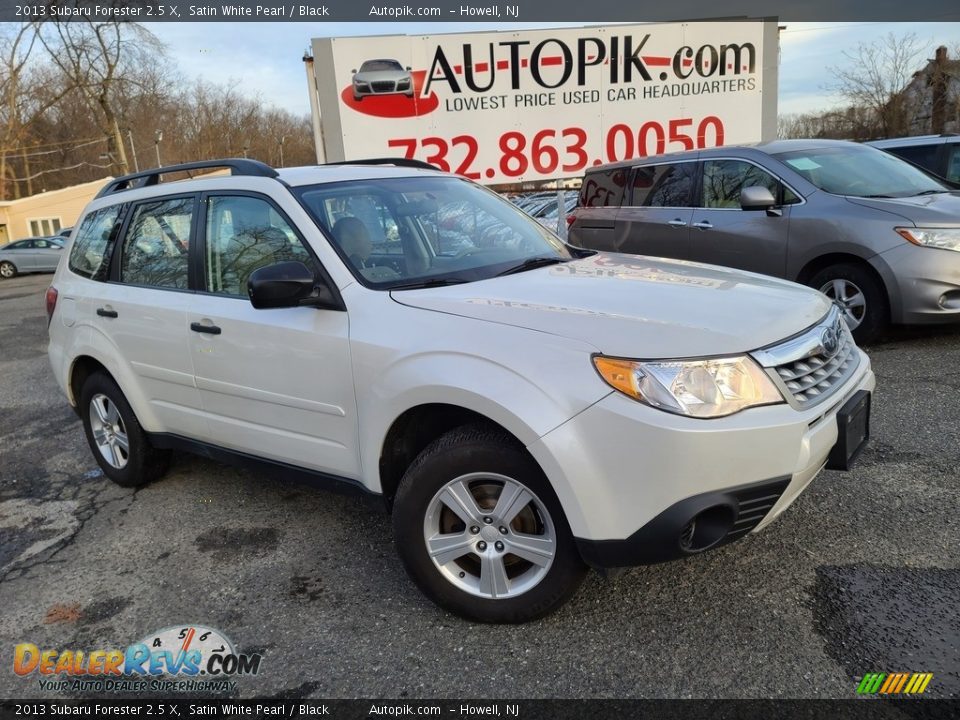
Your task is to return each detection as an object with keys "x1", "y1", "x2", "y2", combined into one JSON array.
[
  {"x1": 819, "y1": 278, "x2": 866, "y2": 330},
  {"x1": 808, "y1": 263, "x2": 887, "y2": 344},
  {"x1": 393, "y1": 424, "x2": 586, "y2": 623},
  {"x1": 79, "y1": 372, "x2": 170, "y2": 487},
  {"x1": 0, "y1": 261, "x2": 16, "y2": 279}
]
